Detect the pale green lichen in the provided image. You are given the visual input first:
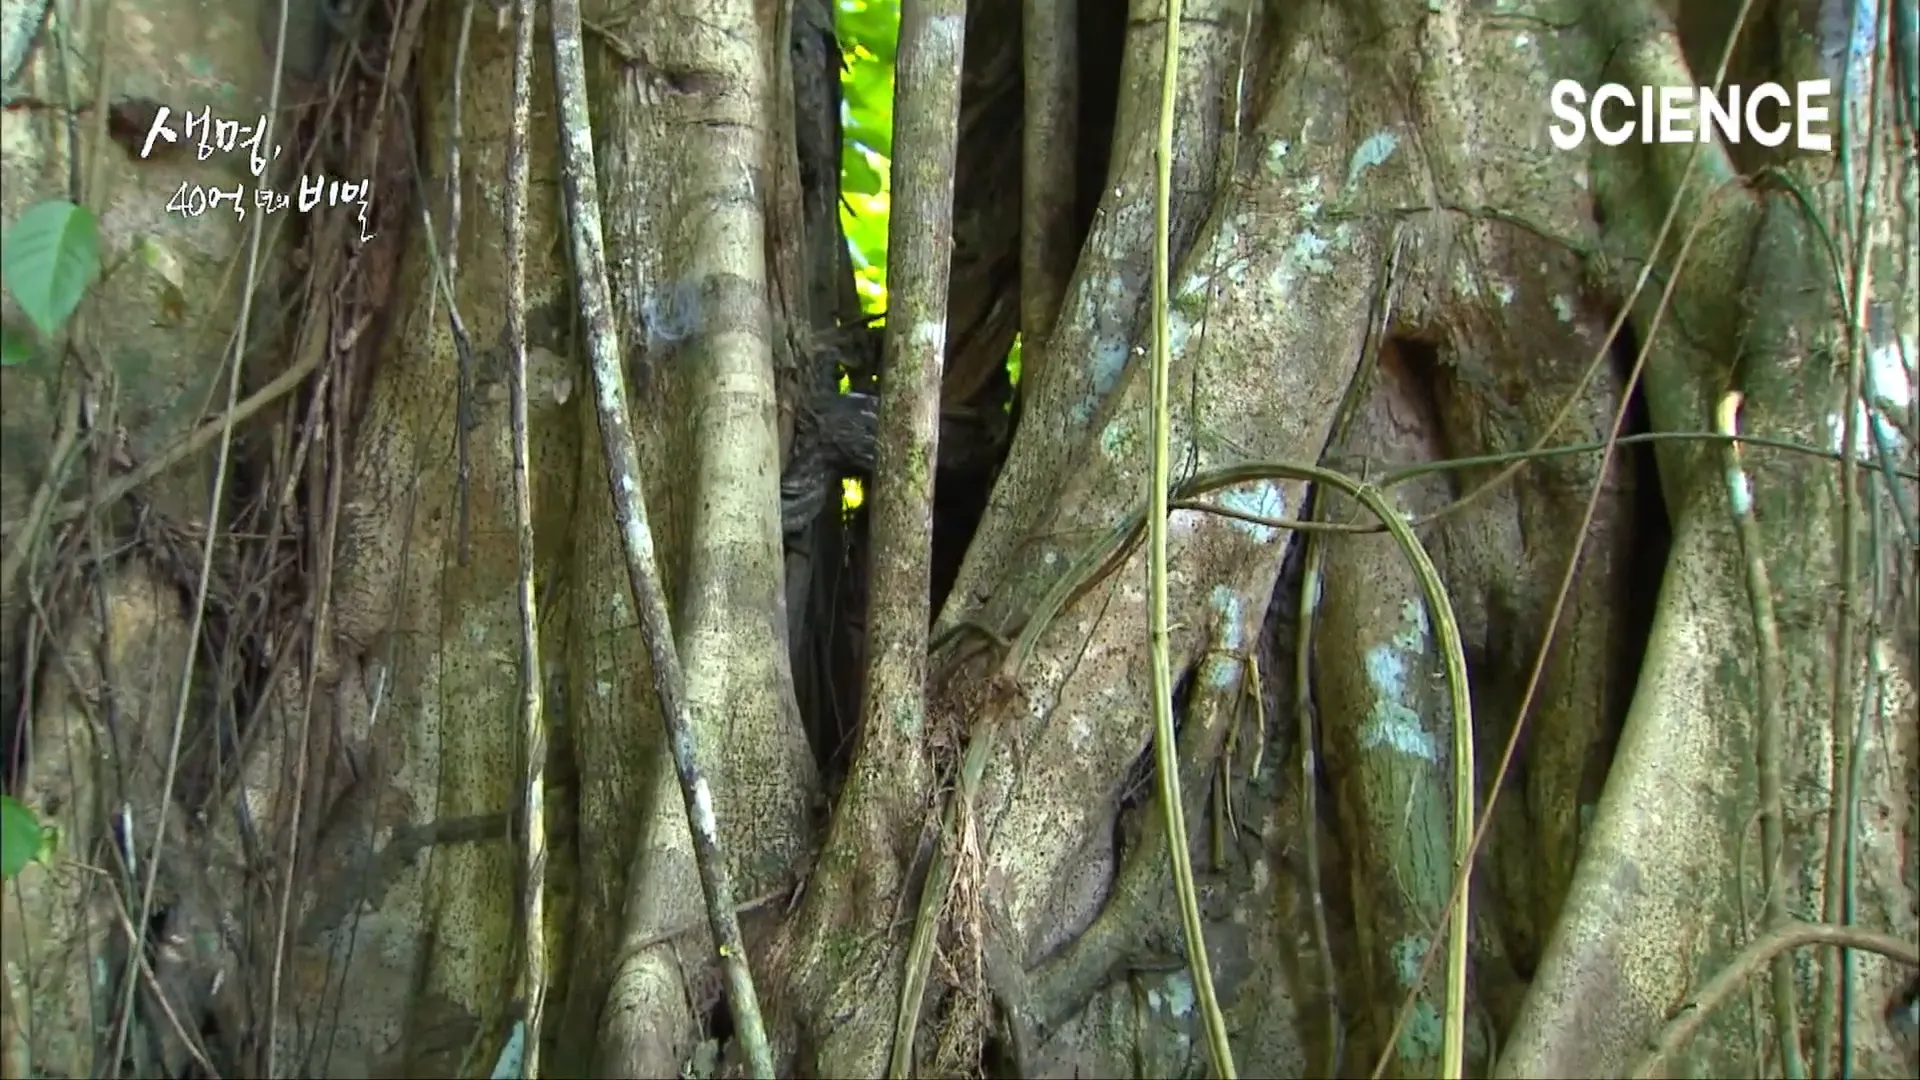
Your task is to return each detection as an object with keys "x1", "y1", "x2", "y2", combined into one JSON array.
[
  {"x1": 1100, "y1": 416, "x2": 1140, "y2": 462},
  {"x1": 1346, "y1": 130, "x2": 1399, "y2": 188},
  {"x1": 489, "y1": 1020, "x2": 526, "y2": 1079},
  {"x1": 1289, "y1": 230, "x2": 1336, "y2": 273},
  {"x1": 1391, "y1": 935, "x2": 1429, "y2": 987},
  {"x1": 1400, "y1": 999, "x2": 1444, "y2": 1063},
  {"x1": 1147, "y1": 971, "x2": 1197, "y2": 1017},
  {"x1": 1216, "y1": 481, "x2": 1286, "y2": 543},
  {"x1": 1362, "y1": 645, "x2": 1437, "y2": 761},
  {"x1": 1210, "y1": 584, "x2": 1245, "y2": 652},
  {"x1": 1392, "y1": 598, "x2": 1429, "y2": 652},
  {"x1": 1362, "y1": 600, "x2": 1439, "y2": 761}
]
